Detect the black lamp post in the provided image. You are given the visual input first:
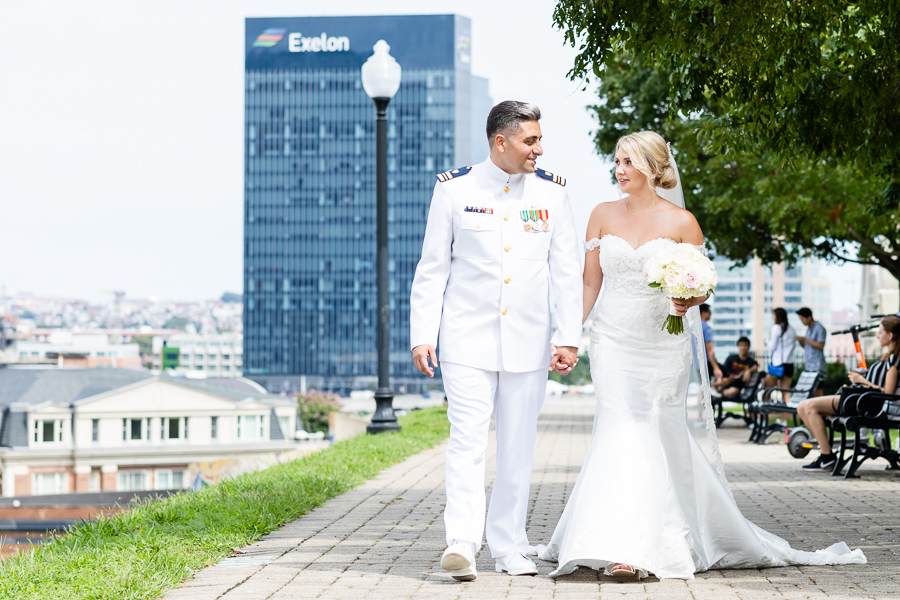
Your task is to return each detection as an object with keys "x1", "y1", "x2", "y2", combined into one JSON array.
[{"x1": 361, "y1": 40, "x2": 402, "y2": 434}]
